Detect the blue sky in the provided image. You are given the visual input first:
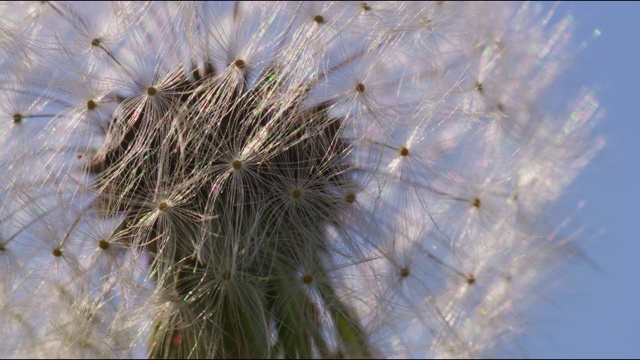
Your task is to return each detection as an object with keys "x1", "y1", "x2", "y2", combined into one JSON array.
[{"x1": 527, "y1": 3, "x2": 640, "y2": 358}]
